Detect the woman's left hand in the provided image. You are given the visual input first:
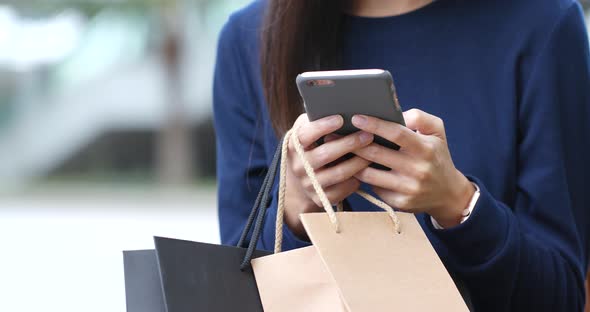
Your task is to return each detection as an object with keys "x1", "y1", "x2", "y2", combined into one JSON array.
[{"x1": 351, "y1": 109, "x2": 475, "y2": 228}]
